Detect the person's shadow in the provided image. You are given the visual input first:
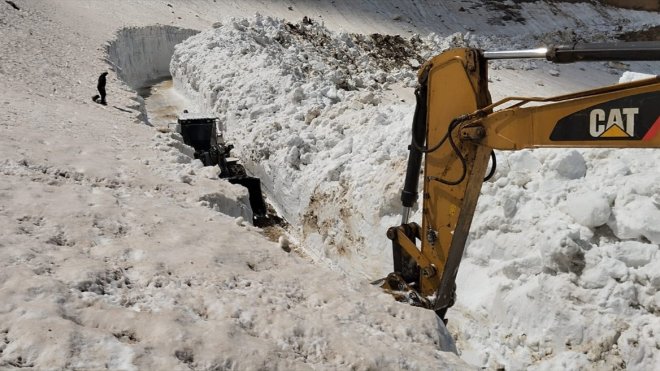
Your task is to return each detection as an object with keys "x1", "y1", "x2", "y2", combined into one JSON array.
[{"x1": 112, "y1": 105, "x2": 131, "y2": 113}]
